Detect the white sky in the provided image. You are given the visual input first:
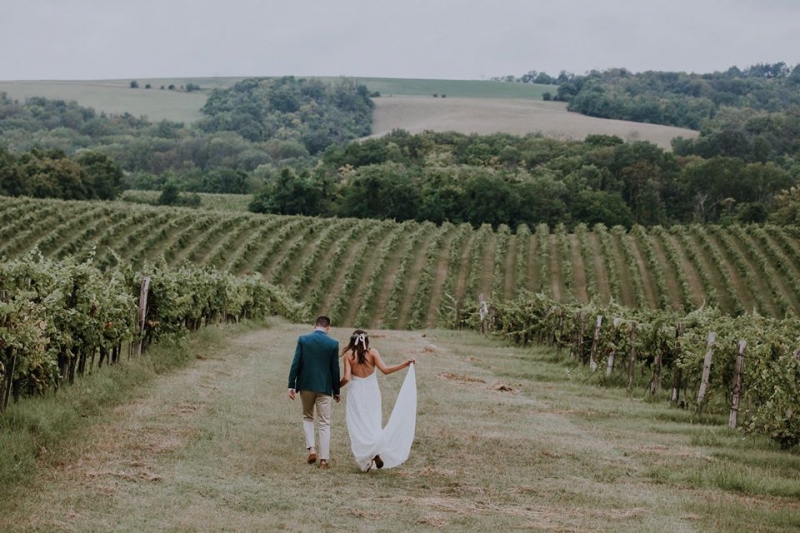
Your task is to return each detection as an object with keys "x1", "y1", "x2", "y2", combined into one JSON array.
[{"x1": 2, "y1": 0, "x2": 798, "y2": 81}]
